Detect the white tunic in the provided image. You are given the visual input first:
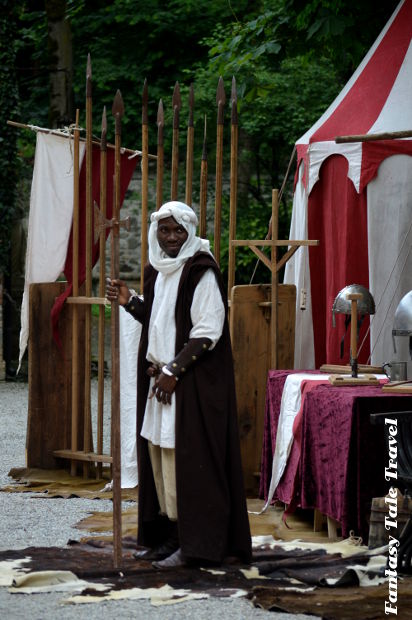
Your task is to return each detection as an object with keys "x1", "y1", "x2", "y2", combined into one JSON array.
[{"x1": 140, "y1": 267, "x2": 225, "y2": 448}]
